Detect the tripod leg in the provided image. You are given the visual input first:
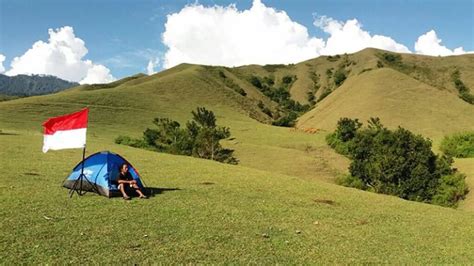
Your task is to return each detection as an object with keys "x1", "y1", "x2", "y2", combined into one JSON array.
[{"x1": 69, "y1": 177, "x2": 80, "y2": 198}]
